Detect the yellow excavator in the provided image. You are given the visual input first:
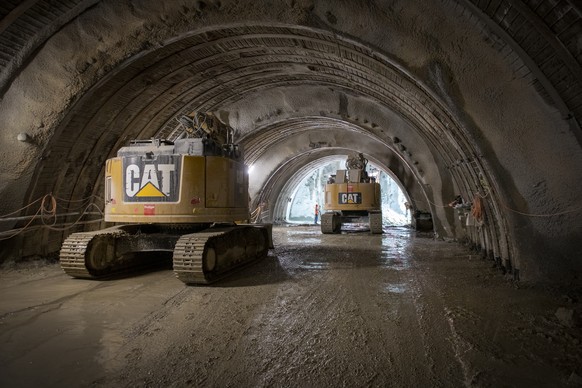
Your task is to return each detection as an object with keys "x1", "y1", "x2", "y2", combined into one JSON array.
[
  {"x1": 59, "y1": 112, "x2": 272, "y2": 284},
  {"x1": 321, "y1": 153, "x2": 383, "y2": 234}
]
